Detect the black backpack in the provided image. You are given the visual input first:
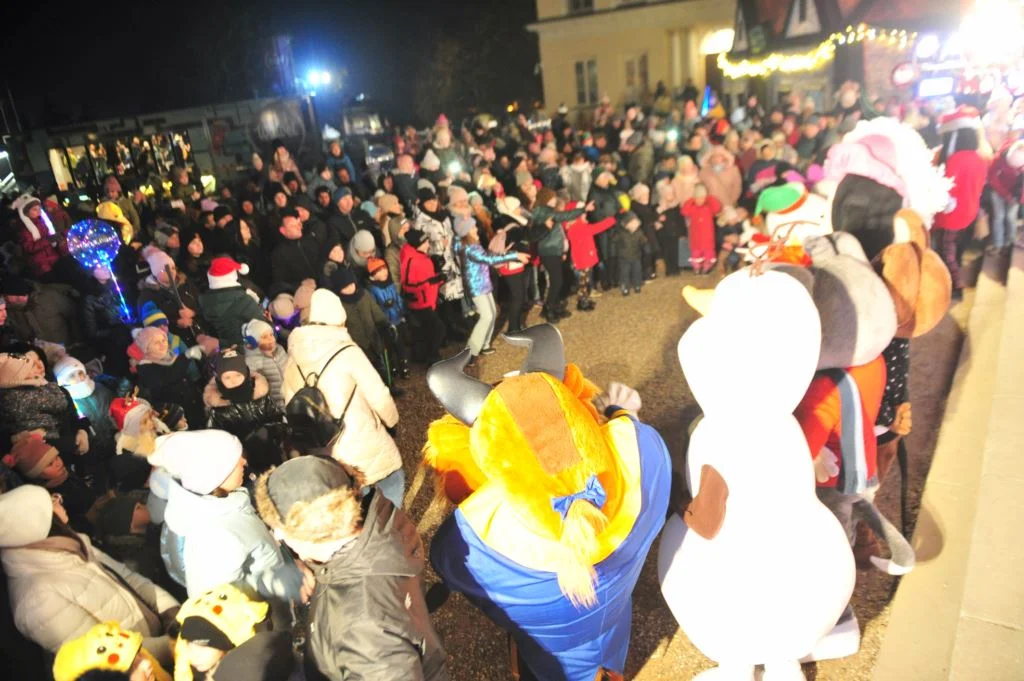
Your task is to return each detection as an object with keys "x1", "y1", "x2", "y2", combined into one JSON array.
[{"x1": 285, "y1": 345, "x2": 357, "y2": 450}]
